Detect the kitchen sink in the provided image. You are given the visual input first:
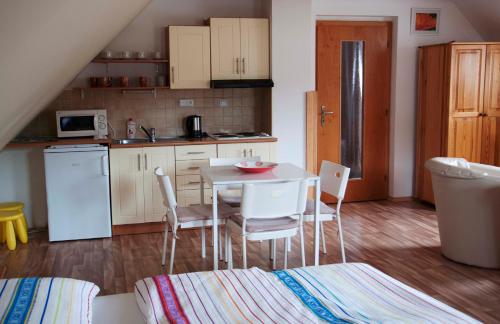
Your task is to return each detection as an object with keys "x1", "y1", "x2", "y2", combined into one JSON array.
[
  {"x1": 113, "y1": 137, "x2": 181, "y2": 145},
  {"x1": 113, "y1": 139, "x2": 151, "y2": 144}
]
